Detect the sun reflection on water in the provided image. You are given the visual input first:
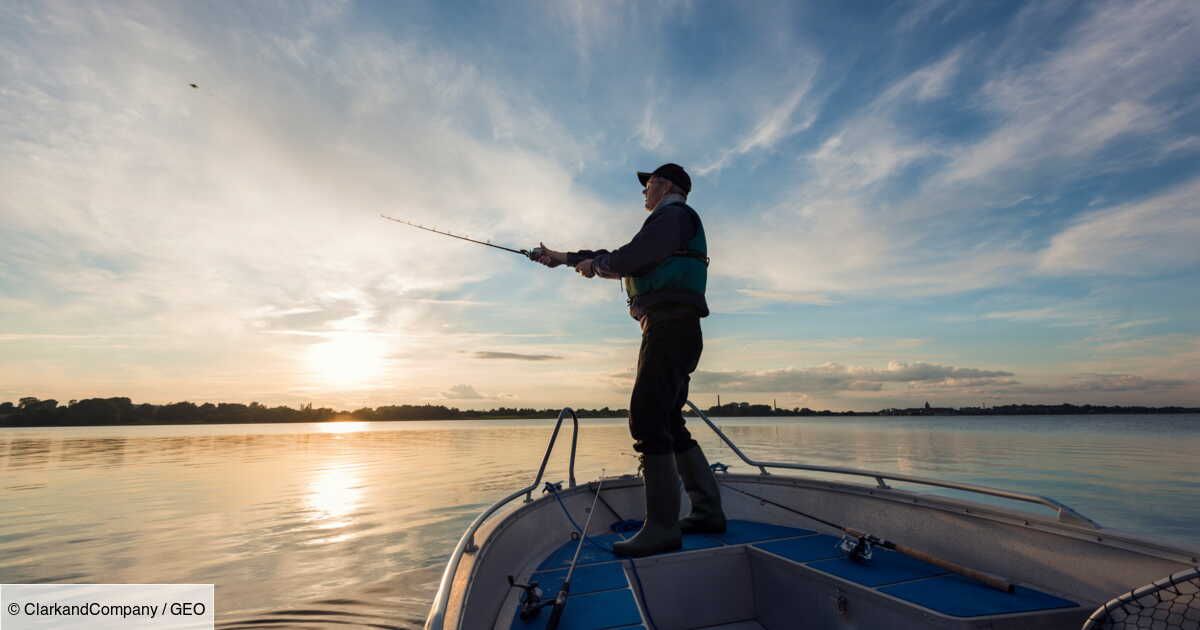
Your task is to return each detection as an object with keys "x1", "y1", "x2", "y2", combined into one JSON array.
[
  {"x1": 305, "y1": 463, "x2": 363, "y2": 529},
  {"x1": 318, "y1": 421, "x2": 369, "y2": 434}
]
